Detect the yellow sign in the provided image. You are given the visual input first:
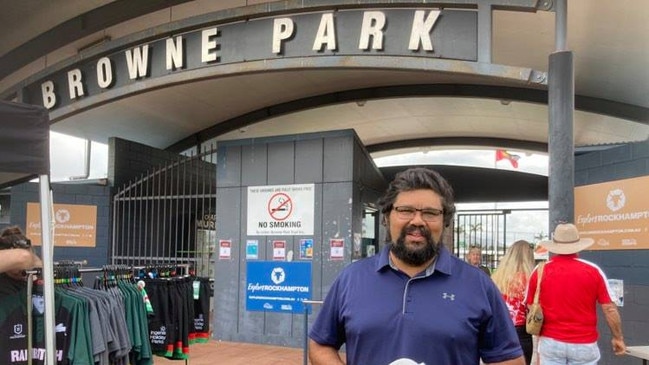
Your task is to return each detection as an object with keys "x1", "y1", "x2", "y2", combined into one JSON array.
[
  {"x1": 26, "y1": 202, "x2": 97, "y2": 247},
  {"x1": 575, "y1": 176, "x2": 649, "y2": 250}
]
